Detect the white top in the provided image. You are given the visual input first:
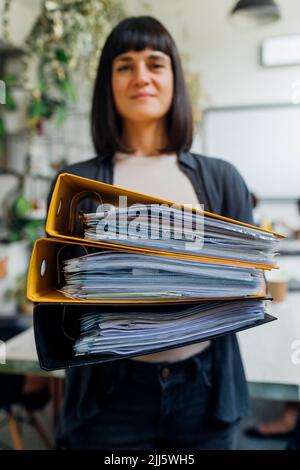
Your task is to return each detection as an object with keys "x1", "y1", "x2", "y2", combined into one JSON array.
[
  {"x1": 114, "y1": 152, "x2": 210, "y2": 363},
  {"x1": 113, "y1": 152, "x2": 200, "y2": 206}
]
